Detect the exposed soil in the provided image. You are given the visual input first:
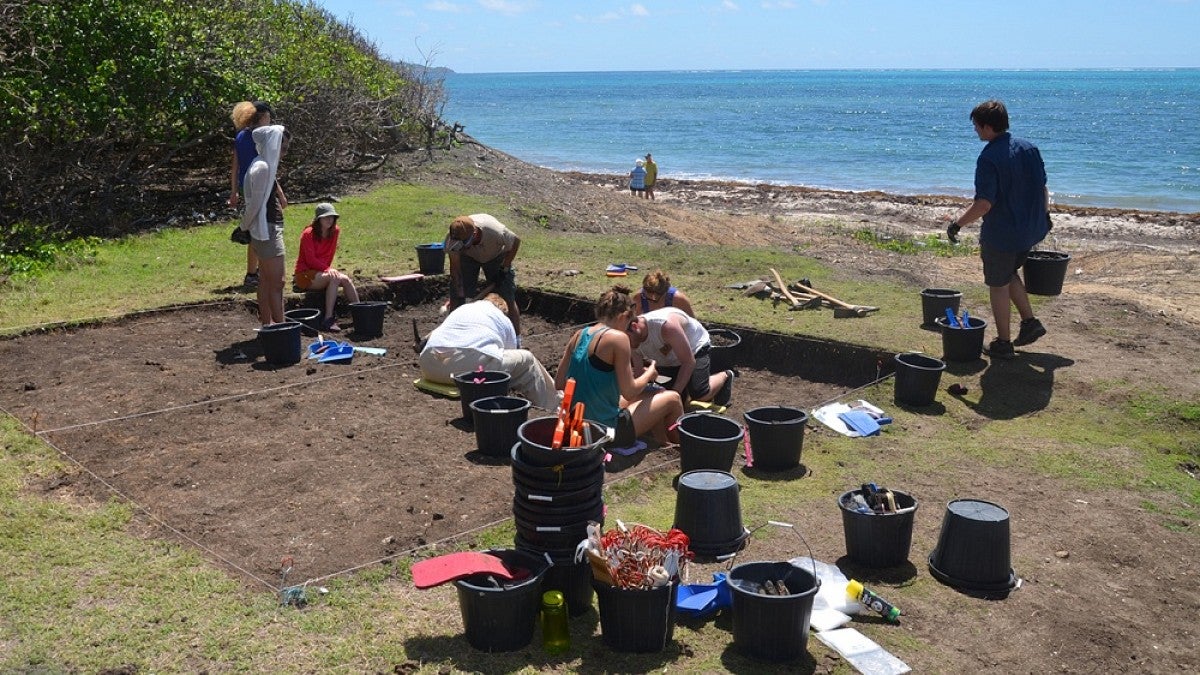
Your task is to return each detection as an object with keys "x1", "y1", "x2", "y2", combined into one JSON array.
[{"x1": 3, "y1": 139, "x2": 1198, "y2": 672}]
